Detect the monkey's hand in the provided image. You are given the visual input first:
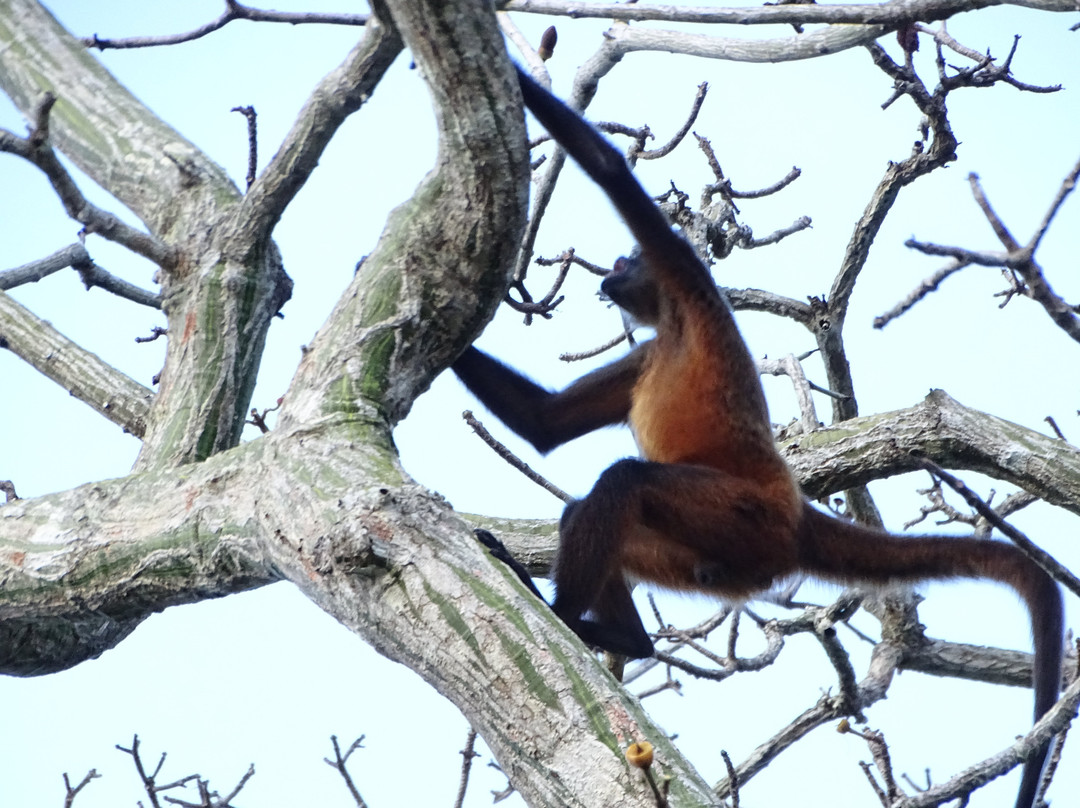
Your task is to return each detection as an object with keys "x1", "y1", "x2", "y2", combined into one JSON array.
[{"x1": 474, "y1": 529, "x2": 548, "y2": 603}]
